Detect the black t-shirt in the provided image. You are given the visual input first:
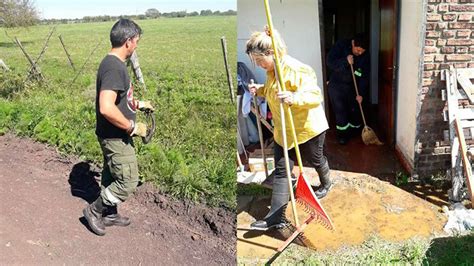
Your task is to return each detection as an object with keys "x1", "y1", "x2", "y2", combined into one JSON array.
[{"x1": 95, "y1": 54, "x2": 137, "y2": 139}]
